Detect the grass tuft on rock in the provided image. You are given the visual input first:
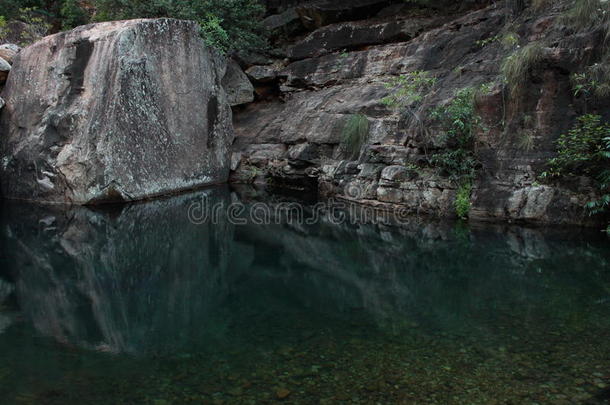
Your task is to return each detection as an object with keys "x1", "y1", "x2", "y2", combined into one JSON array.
[
  {"x1": 563, "y1": 0, "x2": 610, "y2": 35},
  {"x1": 501, "y1": 42, "x2": 544, "y2": 98},
  {"x1": 341, "y1": 114, "x2": 370, "y2": 160}
]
